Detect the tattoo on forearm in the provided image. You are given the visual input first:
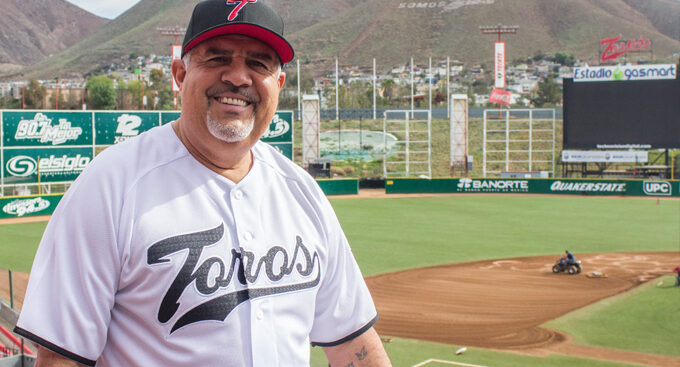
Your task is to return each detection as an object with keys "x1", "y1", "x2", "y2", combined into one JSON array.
[
  {"x1": 344, "y1": 363, "x2": 355, "y2": 367},
  {"x1": 355, "y1": 346, "x2": 368, "y2": 361}
]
